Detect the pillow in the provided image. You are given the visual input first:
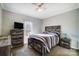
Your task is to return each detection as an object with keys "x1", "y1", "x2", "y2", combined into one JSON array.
[
  {"x1": 48, "y1": 32, "x2": 60, "y2": 37},
  {"x1": 43, "y1": 31, "x2": 60, "y2": 36}
]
